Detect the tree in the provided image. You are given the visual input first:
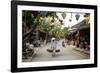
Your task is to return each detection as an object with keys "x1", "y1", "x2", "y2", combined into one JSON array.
[
  {"x1": 38, "y1": 12, "x2": 59, "y2": 44},
  {"x1": 61, "y1": 27, "x2": 70, "y2": 38},
  {"x1": 23, "y1": 11, "x2": 67, "y2": 44}
]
